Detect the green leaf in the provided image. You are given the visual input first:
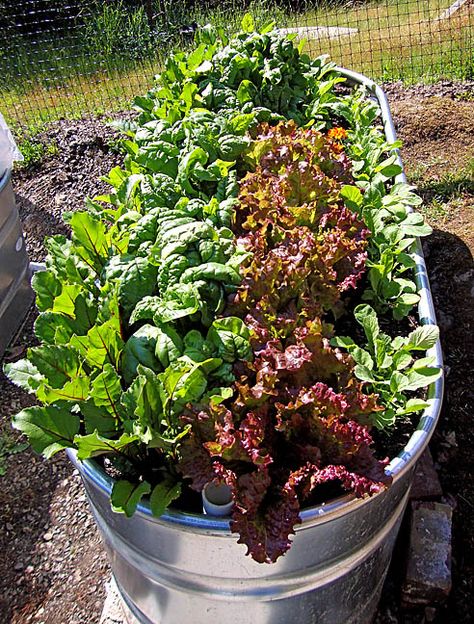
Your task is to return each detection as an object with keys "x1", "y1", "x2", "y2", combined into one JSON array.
[
  {"x1": 91, "y1": 364, "x2": 123, "y2": 421},
  {"x1": 227, "y1": 113, "x2": 255, "y2": 135},
  {"x1": 74, "y1": 431, "x2": 139, "y2": 461},
  {"x1": 12, "y1": 406, "x2": 80, "y2": 458},
  {"x1": 411, "y1": 356, "x2": 437, "y2": 369},
  {"x1": 51, "y1": 284, "x2": 83, "y2": 317},
  {"x1": 38, "y1": 375, "x2": 90, "y2": 404},
  {"x1": 372, "y1": 408, "x2": 397, "y2": 429},
  {"x1": 131, "y1": 285, "x2": 201, "y2": 325},
  {"x1": 351, "y1": 347, "x2": 374, "y2": 370},
  {"x1": 122, "y1": 325, "x2": 162, "y2": 385},
  {"x1": 375, "y1": 156, "x2": 402, "y2": 179},
  {"x1": 354, "y1": 304, "x2": 380, "y2": 350},
  {"x1": 73, "y1": 319, "x2": 124, "y2": 369},
  {"x1": 149, "y1": 478, "x2": 182, "y2": 517},
  {"x1": 241, "y1": 13, "x2": 255, "y2": 33},
  {"x1": 34, "y1": 312, "x2": 76, "y2": 344},
  {"x1": 180, "y1": 262, "x2": 241, "y2": 286},
  {"x1": 103, "y1": 256, "x2": 158, "y2": 316},
  {"x1": 111, "y1": 479, "x2": 151, "y2": 517},
  {"x1": 393, "y1": 351, "x2": 412, "y2": 371},
  {"x1": 330, "y1": 336, "x2": 356, "y2": 350},
  {"x1": 4, "y1": 359, "x2": 44, "y2": 392},
  {"x1": 207, "y1": 317, "x2": 252, "y2": 362},
  {"x1": 160, "y1": 359, "x2": 208, "y2": 416},
  {"x1": 237, "y1": 80, "x2": 258, "y2": 104},
  {"x1": 68, "y1": 211, "x2": 109, "y2": 271},
  {"x1": 31, "y1": 271, "x2": 62, "y2": 312},
  {"x1": 406, "y1": 325, "x2": 439, "y2": 351},
  {"x1": 354, "y1": 364, "x2": 376, "y2": 382},
  {"x1": 121, "y1": 365, "x2": 164, "y2": 436},
  {"x1": 404, "y1": 367, "x2": 442, "y2": 391},
  {"x1": 155, "y1": 325, "x2": 184, "y2": 369},
  {"x1": 396, "y1": 398, "x2": 430, "y2": 416},
  {"x1": 205, "y1": 386, "x2": 235, "y2": 405},
  {"x1": 28, "y1": 346, "x2": 81, "y2": 388},
  {"x1": 81, "y1": 400, "x2": 118, "y2": 437},
  {"x1": 400, "y1": 213, "x2": 432, "y2": 237},
  {"x1": 340, "y1": 185, "x2": 363, "y2": 211},
  {"x1": 390, "y1": 371, "x2": 409, "y2": 393}
]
